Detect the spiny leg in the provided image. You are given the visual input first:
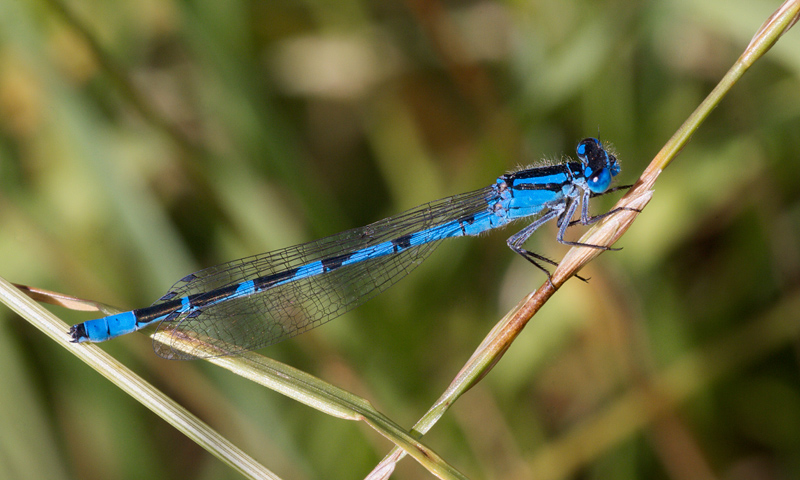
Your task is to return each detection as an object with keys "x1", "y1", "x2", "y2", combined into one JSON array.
[
  {"x1": 506, "y1": 208, "x2": 589, "y2": 283},
  {"x1": 569, "y1": 184, "x2": 640, "y2": 227},
  {"x1": 556, "y1": 194, "x2": 622, "y2": 251},
  {"x1": 567, "y1": 206, "x2": 640, "y2": 228}
]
